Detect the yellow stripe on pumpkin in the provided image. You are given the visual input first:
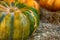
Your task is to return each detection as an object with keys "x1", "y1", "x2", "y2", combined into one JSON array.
[{"x1": 0, "y1": 14, "x2": 11, "y2": 39}]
